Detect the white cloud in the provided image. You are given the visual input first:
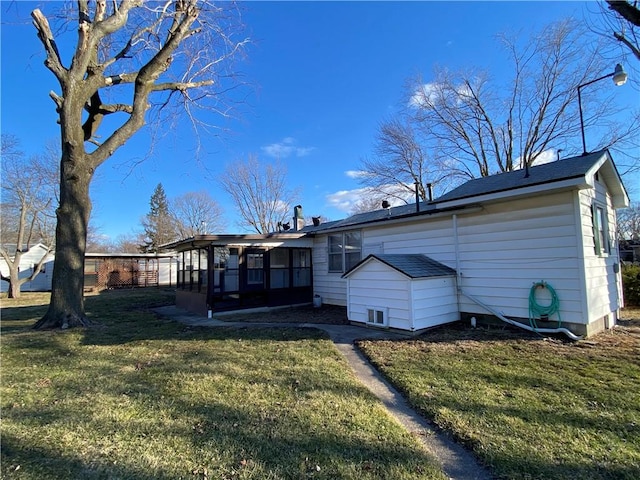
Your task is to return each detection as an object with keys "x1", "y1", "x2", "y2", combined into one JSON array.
[
  {"x1": 408, "y1": 83, "x2": 438, "y2": 109},
  {"x1": 513, "y1": 149, "x2": 558, "y2": 170},
  {"x1": 409, "y1": 81, "x2": 474, "y2": 109},
  {"x1": 261, "y1": 137, "x2": 315, "y2": 159},
  {"x1": 326, "y1": 188, "x2": 368, "y2": 212},
  {"x1": 345, "y1": 170, "x2": 369, "y2": 179},
  {"x1": 325, "y1": 184, "x2": 411, "y2": 213},
  {"x1": 532, "y1": 149, "x2": 557, "y2": 165}
]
